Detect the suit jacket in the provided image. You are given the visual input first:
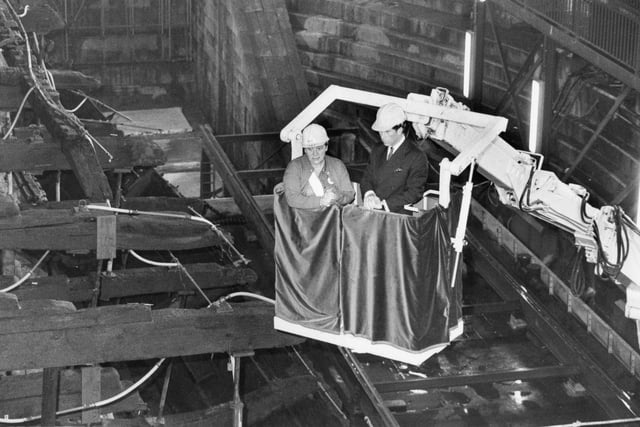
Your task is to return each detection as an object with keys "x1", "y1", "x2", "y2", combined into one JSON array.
[
  {"x1": 360, "y1": 136, "x2": 428, "y2": 213},
  {"x1": 283, "y1": 155, "x2": 355, "y2": 209}
]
